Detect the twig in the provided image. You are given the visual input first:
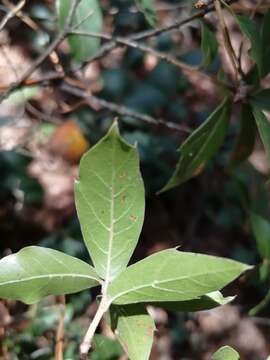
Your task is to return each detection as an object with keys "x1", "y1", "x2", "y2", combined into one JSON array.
[
  {"x1": 69, "y1": 29, "x2": 200, "y2": 73},
  {"x1": 80, "y1": 294, "x2": 110, "y2": 359},
  {"x1": 55, "y1": 295, "x2": 66, "y2": 360},
  {"x1": 0, "y1": 0, "x2": 81, "y2": 103},
  {"x1": 0, "y1": 0, "x2": 25, "y2": 32},
  {"x1": 60, "y1": 82, "x2": 191, "y2": 133},
  {"x1": 72, "y1": 0, "x2": 239, "y2": 72}
]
